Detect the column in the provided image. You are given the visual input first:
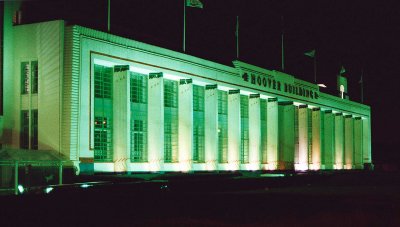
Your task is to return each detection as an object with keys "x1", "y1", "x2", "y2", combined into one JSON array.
[
  {"x1": 266, "y1": 98, "x2": 278, "y2": 170},
  {"x1": 334, "y1": 113, "x2": 344, "y2": 169},
  {"x1": 204, "y1": 84, "x2": 218, "y2": 170},
  {"x1": 311, "y1": 108, "x2": 321, "y2": 170},
  {"x1": 354, "y1": 117, "x2": 363, "y2": 169},
  {"x1": 297, "y1": 105, "x2": 309, "y2": 170},
  {"x1": 112, "y1": 65, "x2": 130, "y2": 172},
  {"x1": 178, "y1": 79, "x2": 193, "y2": 172},
  {"x1": 249, "y1": 94, "x2": 261, "y2": 170},
  {"x1": 344, "y1": 115, "x2": 354, "y2": 169},
  {"x1": 362, "y1": 117, "x2": 372, "y2": 169},
  {"x1": 227, "y1": 89, "x2": 241, "y2": 170},
  {"x1": 147, "y1": 72, "x2": 164, "y2": 171},
  {"x1": 323, "y1": 110, "x2": 335, "y2": 169},
  {"x1": 278, "y1": 101, "x2": 294, "y2": 170}
]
